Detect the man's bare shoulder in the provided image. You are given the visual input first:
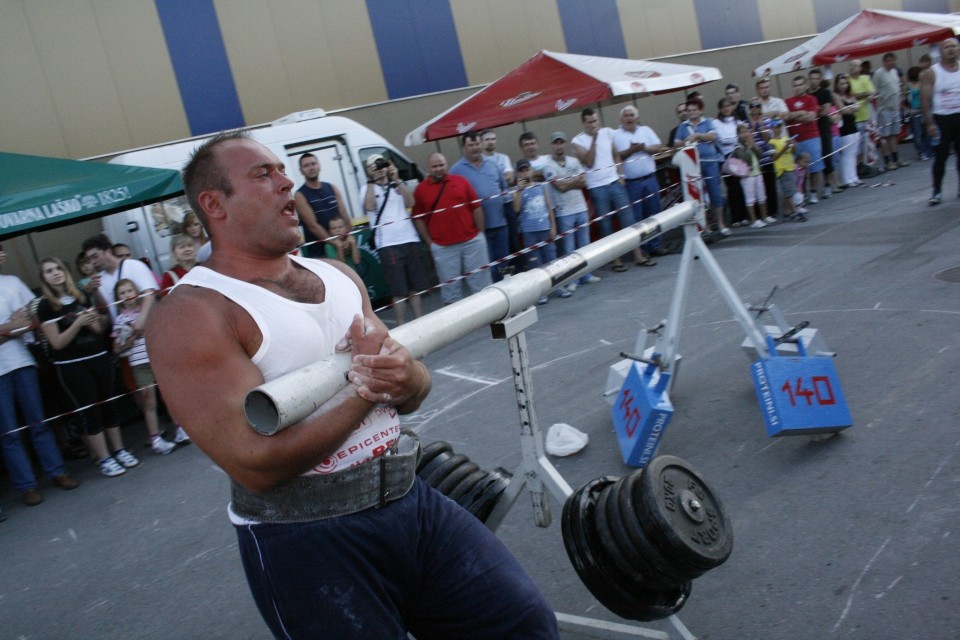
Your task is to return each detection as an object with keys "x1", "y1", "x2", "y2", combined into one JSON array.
[{"x1": 147, "y1": 284, "x2": 246, "y2": 347}]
